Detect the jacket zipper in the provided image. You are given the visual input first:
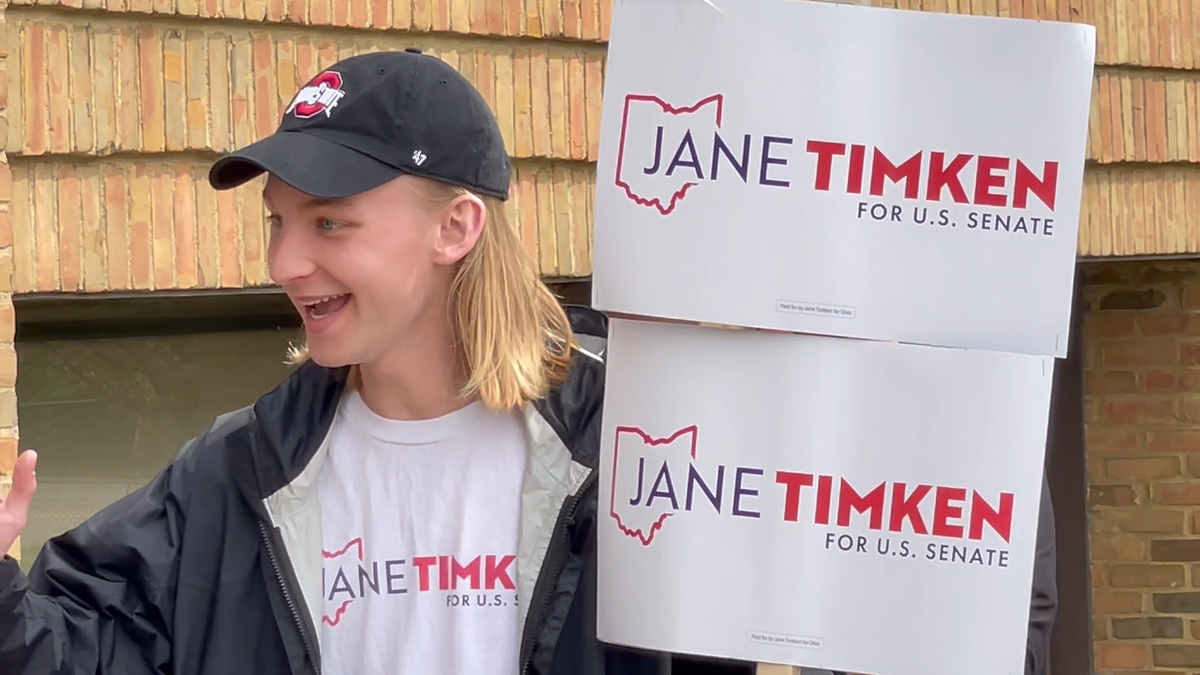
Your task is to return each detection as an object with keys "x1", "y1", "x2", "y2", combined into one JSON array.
[
  {"x1": 259, "y1": 520, "x2": 321, "y2": 675},
  {"x1": 519, "y1": 469, "x2": 598, "y2": 675}
]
